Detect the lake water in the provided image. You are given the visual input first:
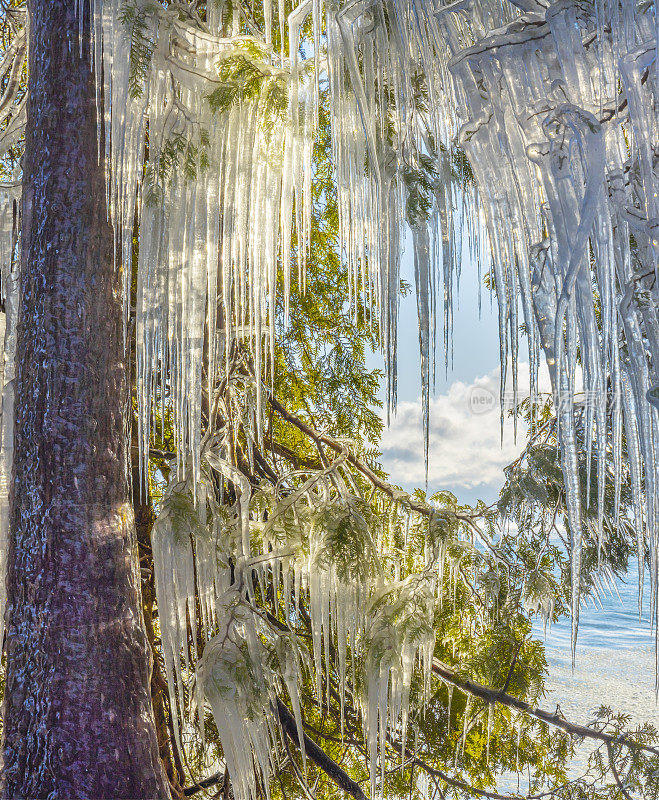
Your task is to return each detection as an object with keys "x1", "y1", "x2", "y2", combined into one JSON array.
[
  {"x1": 536, "y1": 571, "x2": 658, "y2": 725},
  {"x1": 496, "y1": 572, "x2": 658, "y2": 793}
]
